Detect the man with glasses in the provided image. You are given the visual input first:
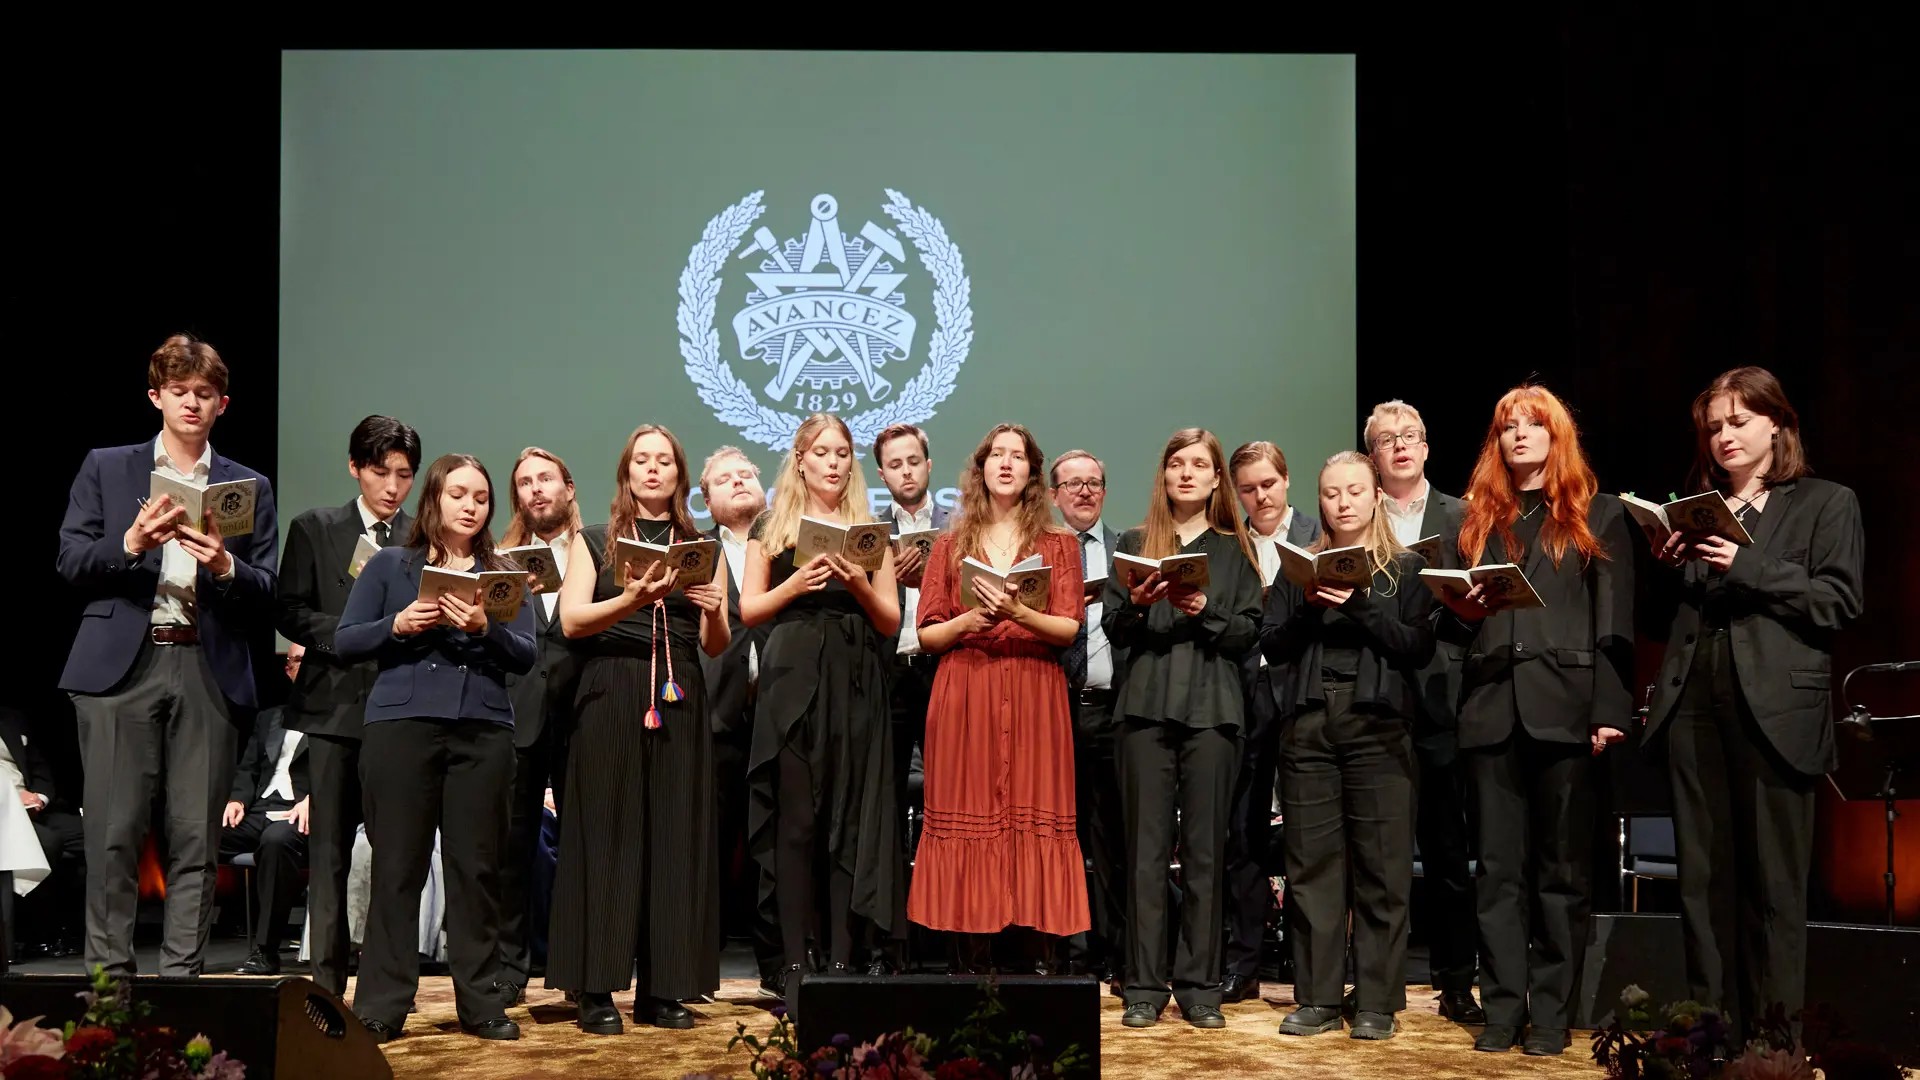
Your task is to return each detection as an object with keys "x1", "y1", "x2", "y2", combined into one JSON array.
[
  {"x1": 1364, "y1": 399, "x2": 1484, "y2": 1024},
  {"x1": 1050, "y1": 451, "x2": 1127, "y2": 993}
]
